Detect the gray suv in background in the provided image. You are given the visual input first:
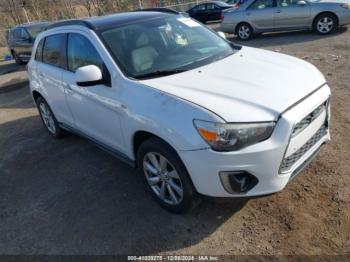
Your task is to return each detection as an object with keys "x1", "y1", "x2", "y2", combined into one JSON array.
[{"x1": 7, "y1": 22, "x2": 51, "y2": 64}]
